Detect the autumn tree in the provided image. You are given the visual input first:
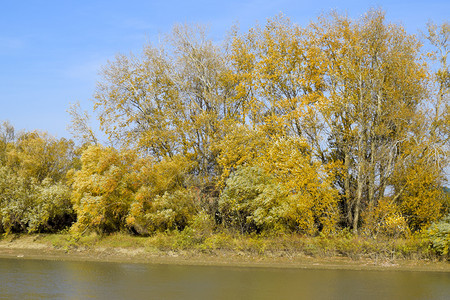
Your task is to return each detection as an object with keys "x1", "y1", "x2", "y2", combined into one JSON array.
[
  {"x1": 0, "y1": 121, "x2": 15, "y2": 165},
  {"x1": 424, "y1": 21, "x2": 449, "y2": 198},
  {"x1": 79, "y1": 10, "x2": 447, "y2": 236},
  {"x1": 5, "y1": 131, "x2": 76, "y2": 183},
  {"x1": 0, "y1": 126, "x2": 75, "y2": 233},
  {"x1": 228, "y1": 15, "x2": 327, "y2": 154},
  {"x1": 425, "y1": 21, "x2": 449, "y2": 140},
  {"x1": 67, "y1": 101, "x2": 98, "y2": 146},
  {"x1": 310, "y1": 10, "x2": 434, "y2": 233},
  {"x1": 93, "y1": 25, "x2": 245, "y2": 190},
  {"x1": 69, "y1": 145, "x2": 139, "y2": 233}
]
